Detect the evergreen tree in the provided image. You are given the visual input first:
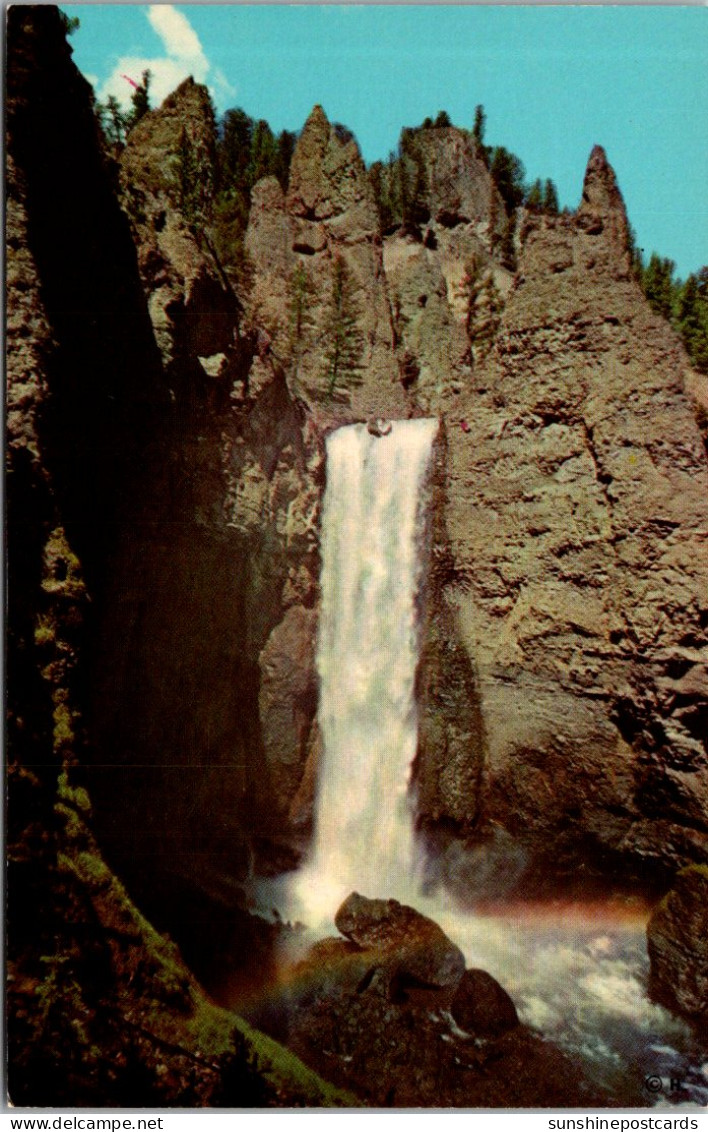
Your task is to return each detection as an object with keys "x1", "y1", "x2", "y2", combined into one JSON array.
[
  {"x1": 526, "y1": 178, "x2": 543, "y2": 211},
  {"x1": 637, "y1": 253, "x2": 708, "y2": 373},
  {"x1": 177, "y1": 116, "x2": 216, "y2": 231},
  {"x1": 210, "y1": 107, "x2": 297, "y2": 284},
  {"x1": 274, "y1": 130, "x2": 296, "y2": 190},
  {"x1": 543, "y1": 178, "x2": 559, "y2": 215},
  {"x1": 289, "y1": 262, "x2": 313, "y2": 345},
  {"x1": 677, "y1": 269, "x2": 708, "y2": 373},
  {"x1": 332, "y1": 122, "x2": 356, "y2": 146},
  {"x1": 499, "y1": 215, "x2": 517, "y2": 270},
  {"x1": 128, "y1": 69, "x2": 151, "y2": 129},
  {"x1": 218, "y1": 108, "x2": 252, "y2": 190},
  {"x1": 323, "y1": 256, "x2": 362, "y2": 398},
  {"x1": 97, "y1": 69, "x2": 151, "y2": 150},
  {"x1": 473, "y1": 104, "x2": 486, "y2": 147},
  {"x1": 643, "y1": 253, "x2": 676, "y2": 322},
  {"x1": 247, "y1": 119, "x2": 278, "y2": 185},
  {"x1": 369, "y1": 161, "x2": 394, "y2": 234},
  {"x1": 490, "y1": 146, "x2": 526, "y2": 214},
  {"x1": 59, "y1": 10, "x2": 80, "y2": 36},
  {"x1": 434, "y1": 110, "x2": 452, "y2": 127},
  {"x1": 98, "y1": 96, "x2": 128, "y2": 149},
  {"x1": 627, "y1": 225, "x2": 644, "y2": 281},
  {"x1": 396, "y1": 130, "x2": 428, "y2": 232}
]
